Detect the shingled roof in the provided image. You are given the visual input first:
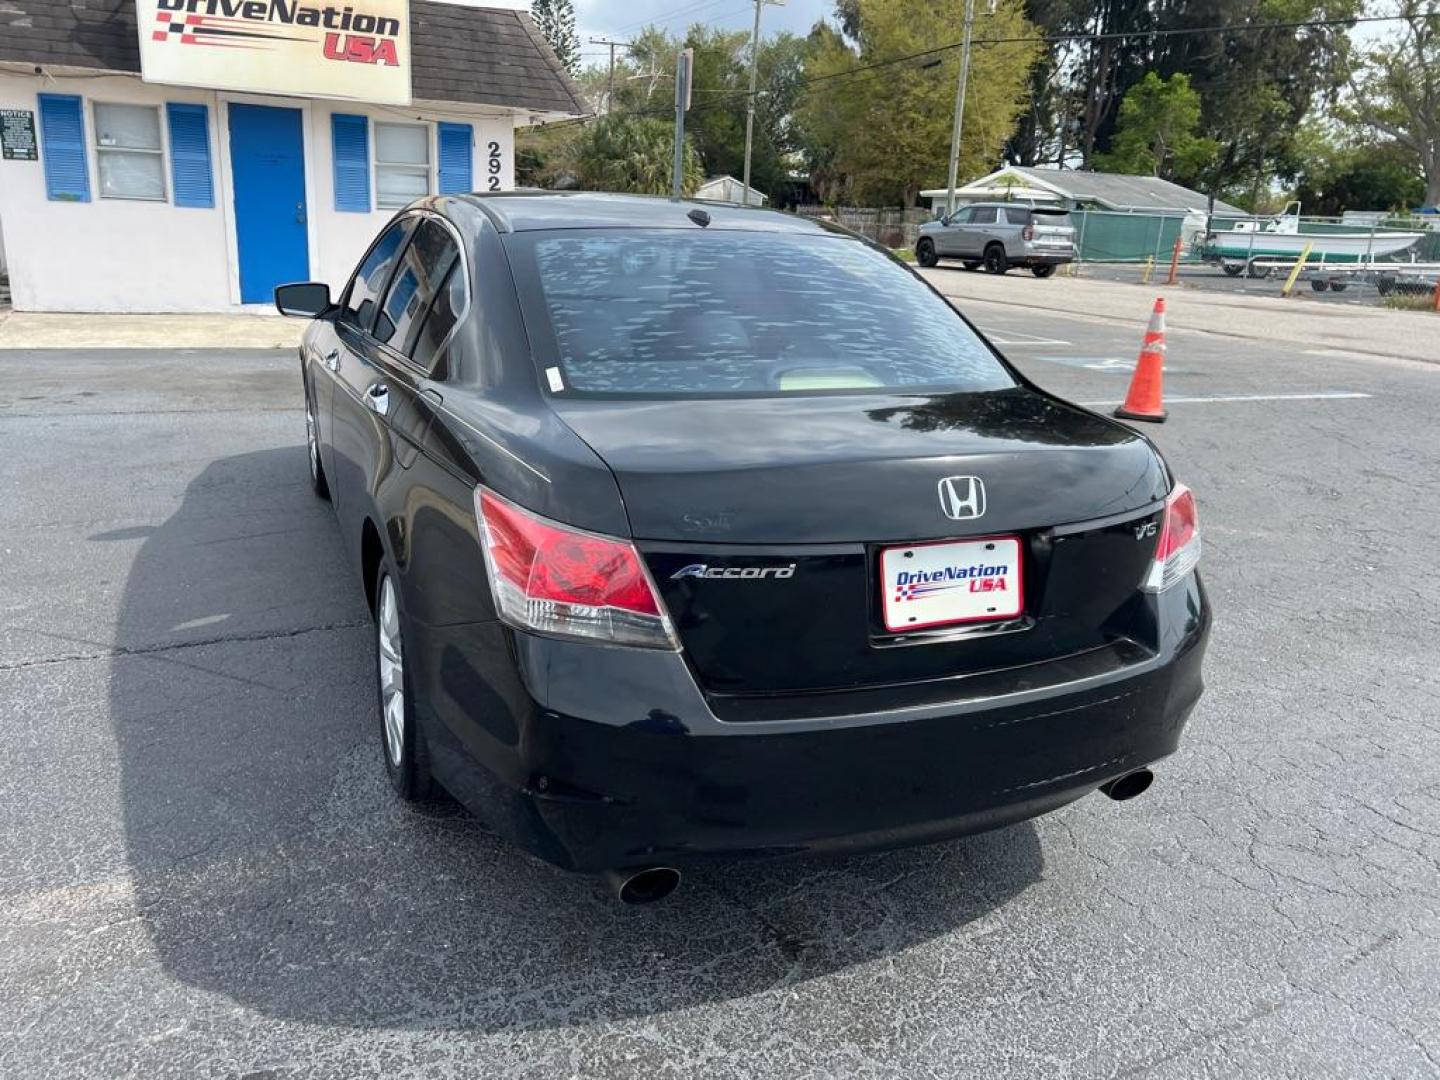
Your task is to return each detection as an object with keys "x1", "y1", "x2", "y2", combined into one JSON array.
[
  {"x1": 0, "y1": 0, "x2": 587, "y2": 116},
  {"x1": 923, "y1": 166, "x2": 1244, "y2": 215}
]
